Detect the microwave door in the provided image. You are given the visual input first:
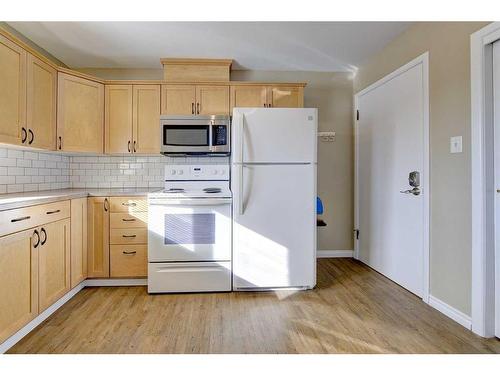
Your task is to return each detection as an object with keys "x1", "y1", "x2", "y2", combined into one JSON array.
[{"x1": 164, "y1": 125, "x2": 210, "y2": 149}]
